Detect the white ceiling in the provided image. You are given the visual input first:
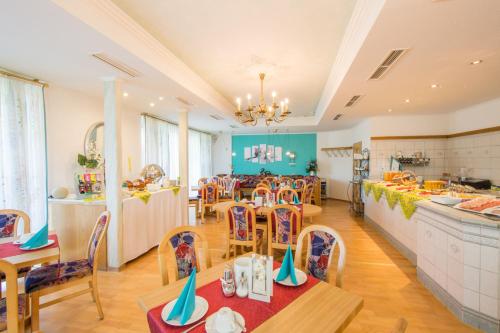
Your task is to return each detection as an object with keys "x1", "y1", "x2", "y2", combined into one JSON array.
[{"x1": 111, "y1": 0, "x2": 357, "y2": 118}]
